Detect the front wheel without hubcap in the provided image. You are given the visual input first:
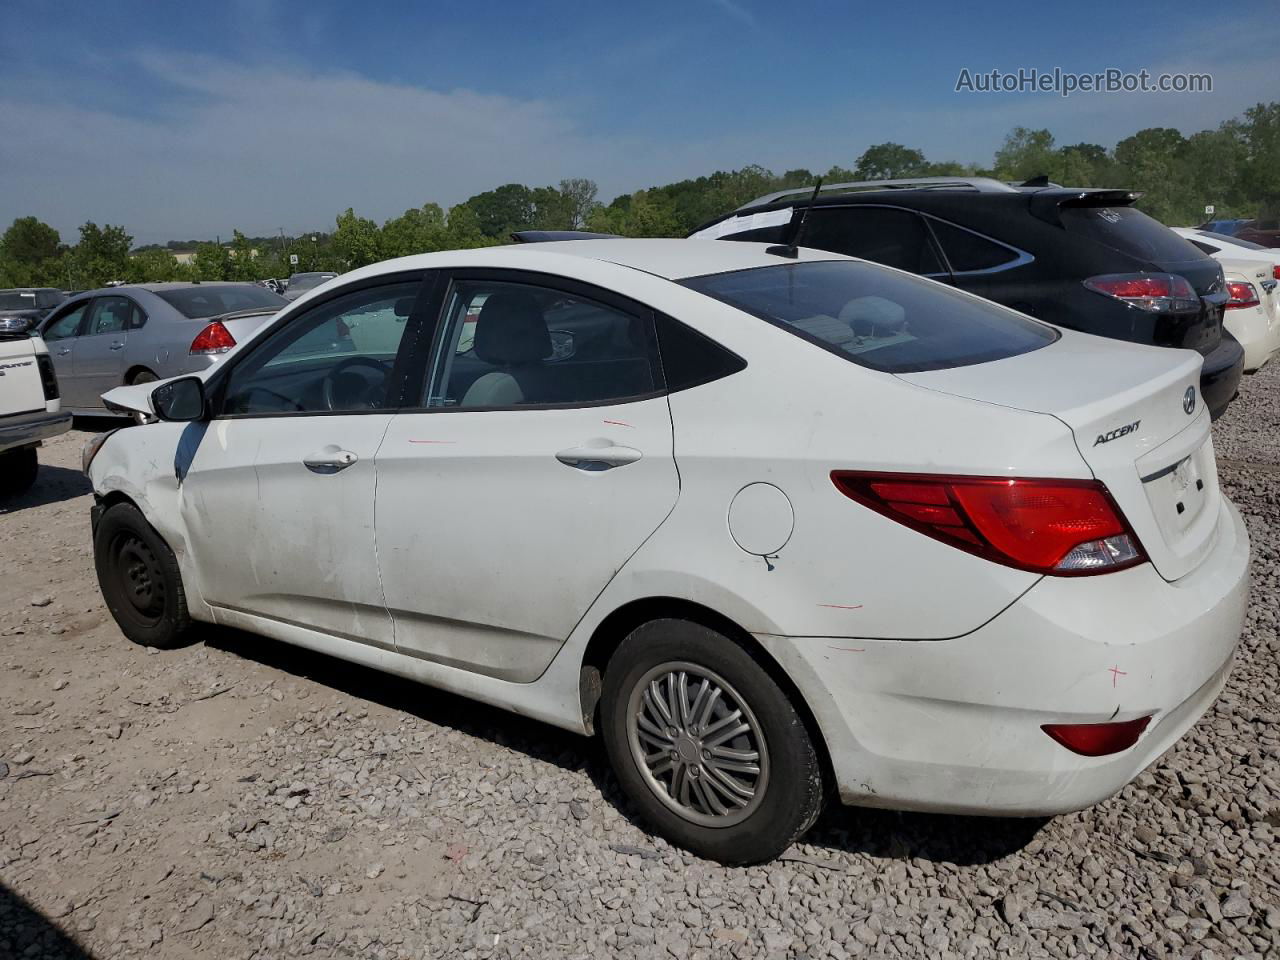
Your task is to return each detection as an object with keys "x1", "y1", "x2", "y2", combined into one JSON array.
[
  {"x1": 601, "y1": 619, "x2": 825, "y2": 864},
  {"x1": 94, "y1": 502, "x2": 194, "y2": 648}
]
